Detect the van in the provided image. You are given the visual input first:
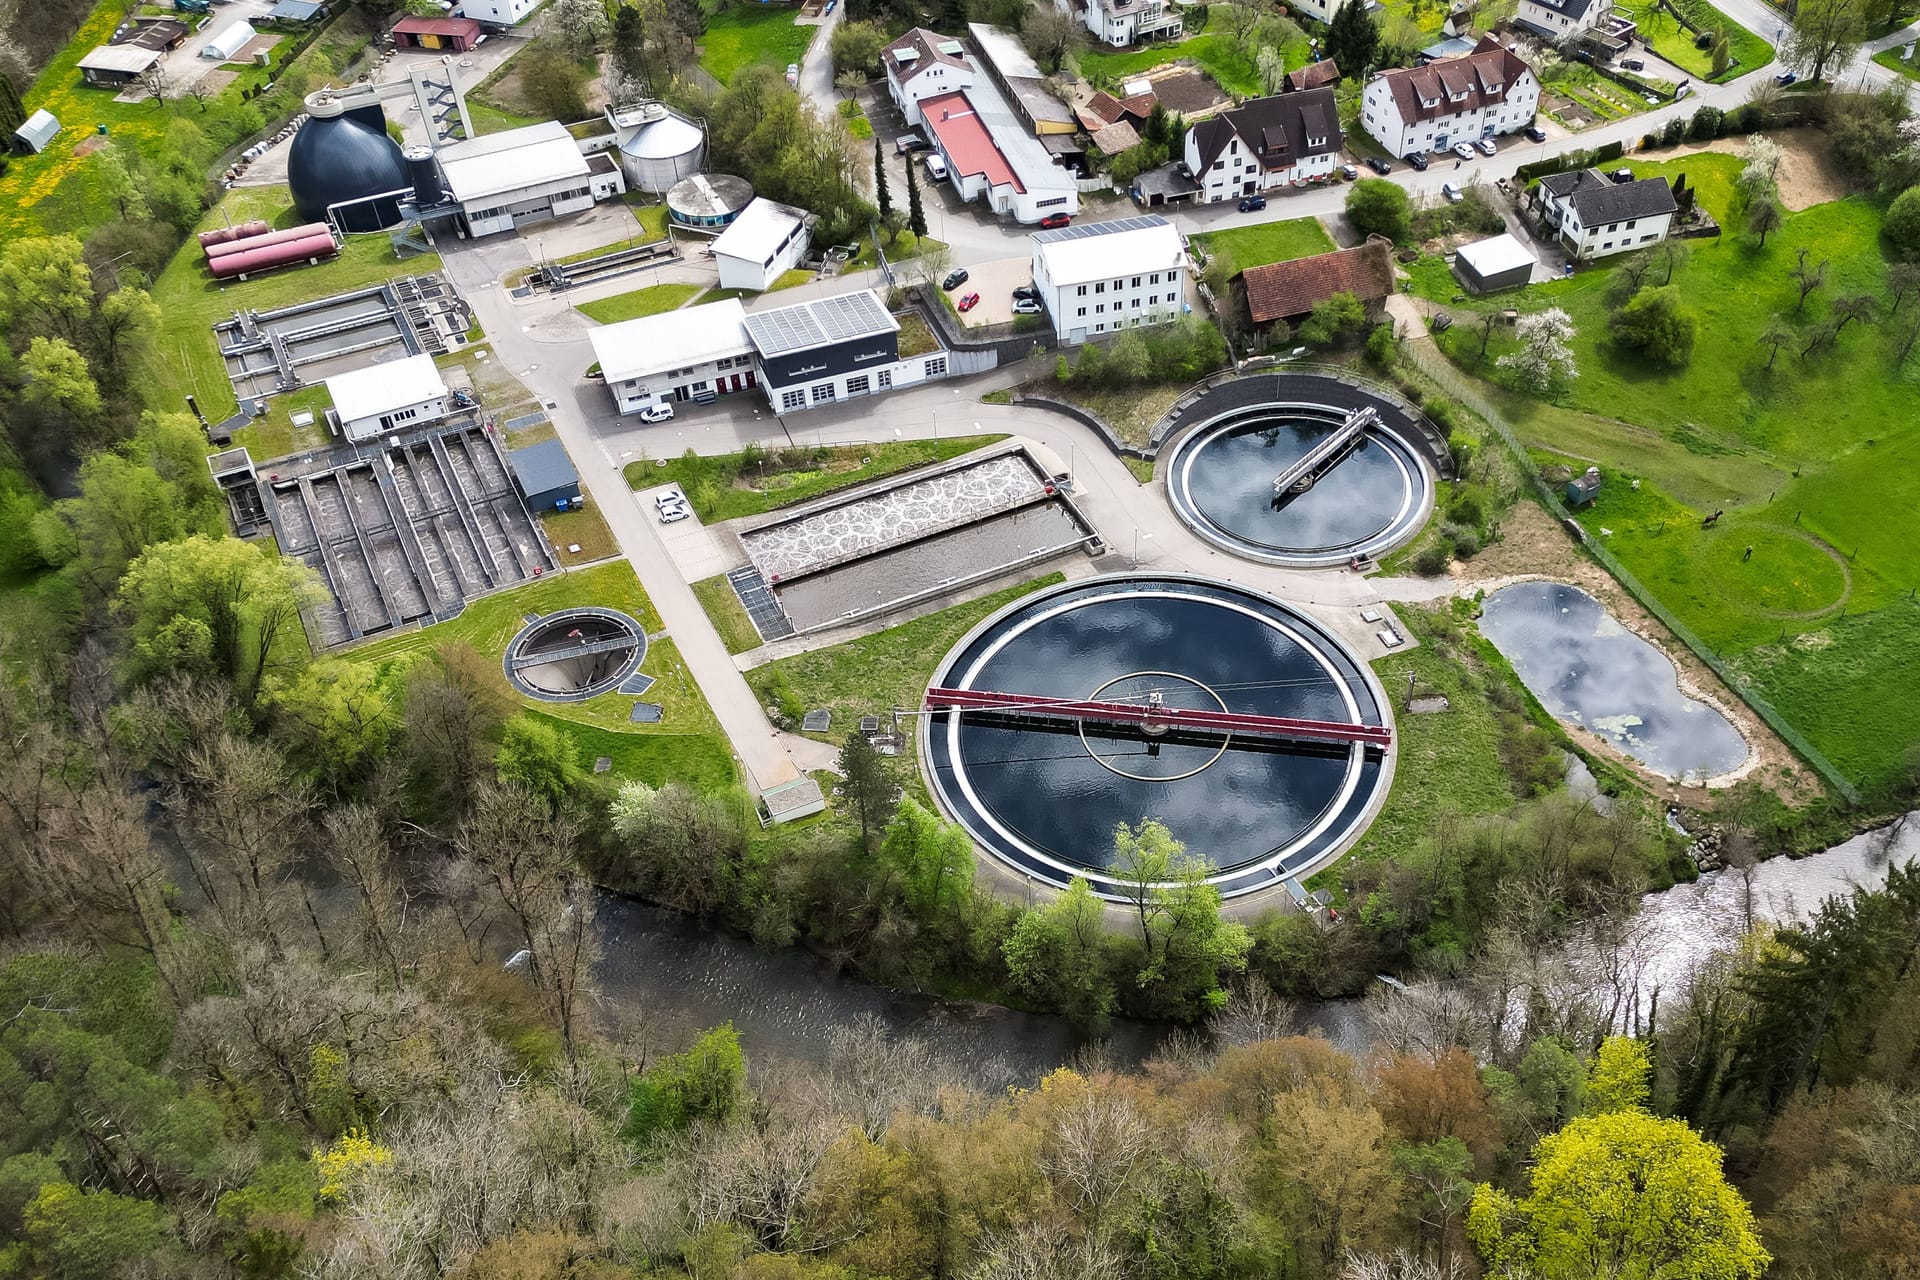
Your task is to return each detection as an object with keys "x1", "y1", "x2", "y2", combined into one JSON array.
[{"x1": 923, "y1": 154, "x2": 948, "y2": 181}]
